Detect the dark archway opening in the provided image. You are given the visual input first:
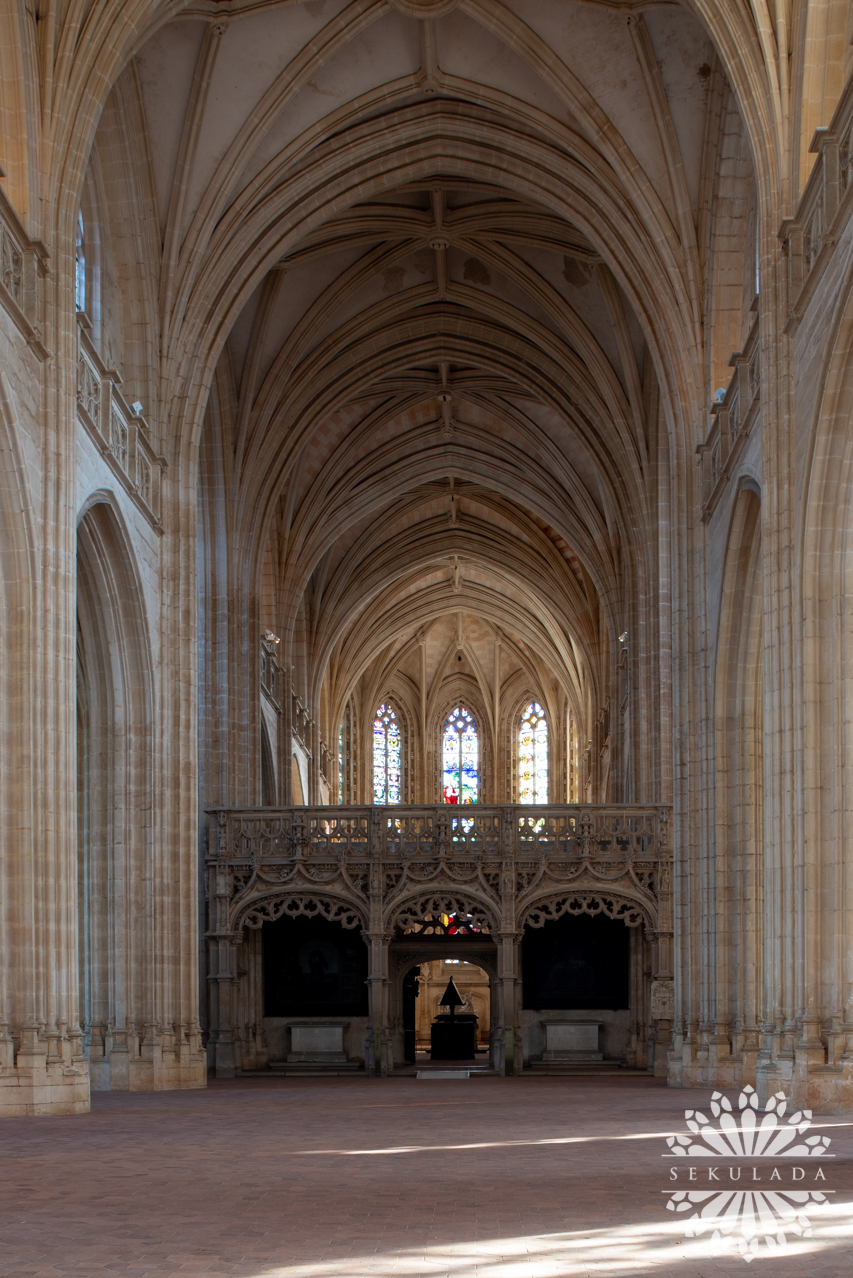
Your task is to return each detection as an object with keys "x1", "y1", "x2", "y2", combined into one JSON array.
[{"x1": 520, "y1": 913, "x2": 634, "y2": 1066}]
